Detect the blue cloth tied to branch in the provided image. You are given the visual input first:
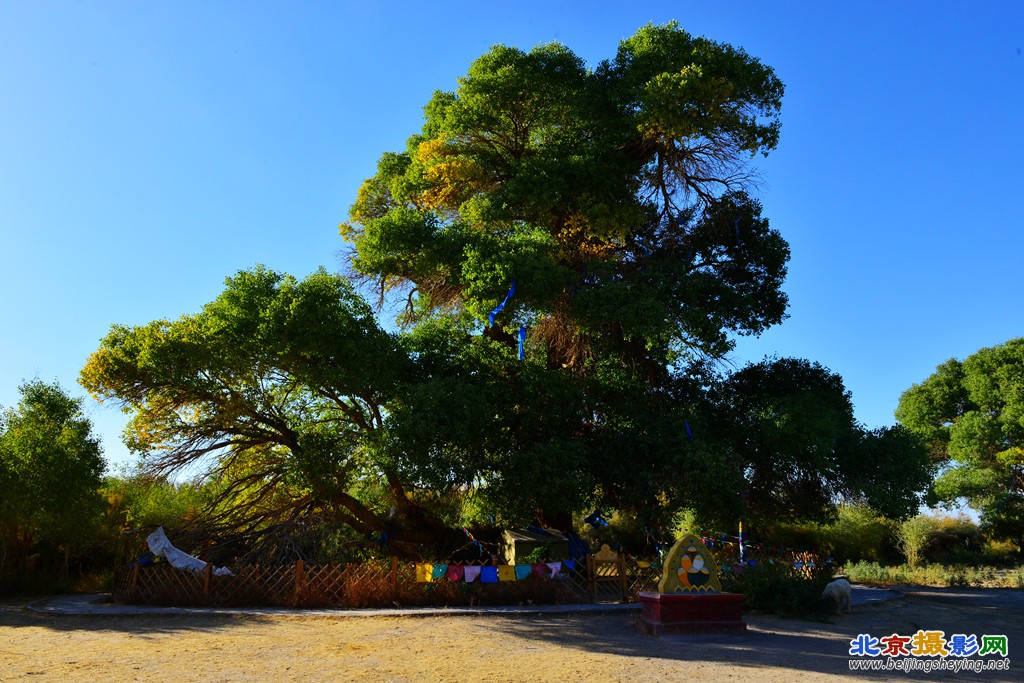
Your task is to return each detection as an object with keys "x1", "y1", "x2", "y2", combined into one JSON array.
[
  {"x1": 488, "y1": 280, "x2": 516, "y2": 326},
  {"x1": 518, "y1": 325, "x2": 526, "y2": 360}
]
